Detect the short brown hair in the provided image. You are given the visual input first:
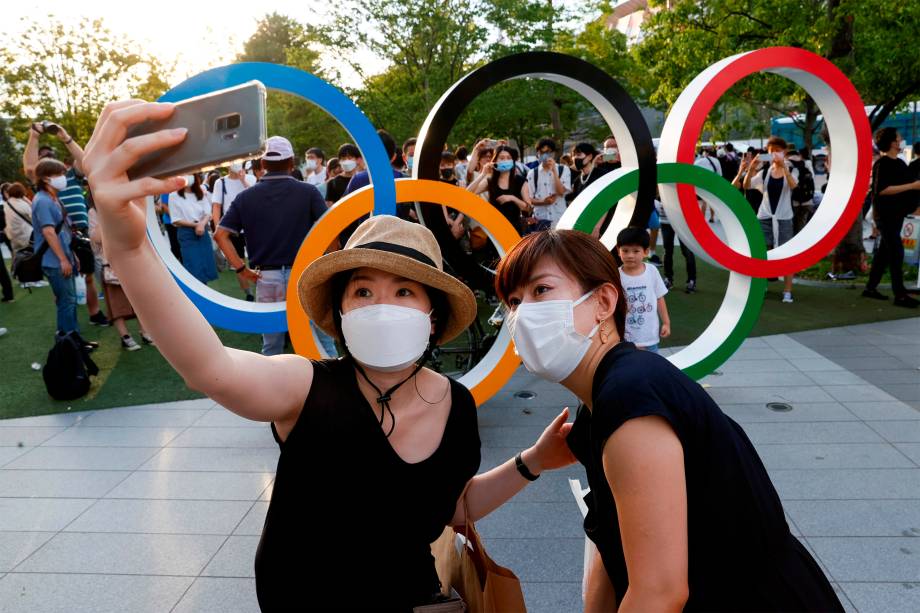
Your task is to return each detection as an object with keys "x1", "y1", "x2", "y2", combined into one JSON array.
[
  {"x1": 766, "y1": 136, "x2": 787, "y2": 151},
  {"x1": 34, "y1": 158, "x2": 67, "y2": 191},
  {"x1": 7, "y1": 182, "x2": 27, "y2": 199},
  {"x1": 495, "y1": 230, "x2": 627, "y2": 339}
]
